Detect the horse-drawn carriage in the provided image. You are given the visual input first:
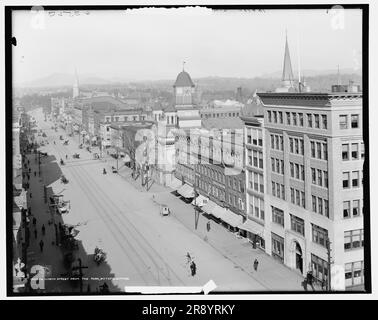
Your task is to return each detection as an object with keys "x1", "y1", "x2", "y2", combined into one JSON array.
[
  {"x1": 63, "y1": 140, "x2": 69, "y2": 145},
  {"x1": 73, "y1": 153, "x2": 80, "y2": 159}
]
